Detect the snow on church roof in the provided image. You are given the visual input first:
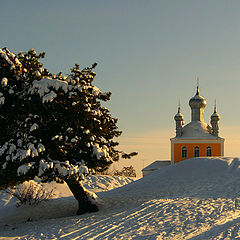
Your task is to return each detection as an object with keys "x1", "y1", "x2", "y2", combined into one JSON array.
[
  {"x1": 179, "y1": 121, "x2": 219, "y2": 139},
  {"x1": 142, "y1": 160, "x2": 171, "y2": 171}
]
